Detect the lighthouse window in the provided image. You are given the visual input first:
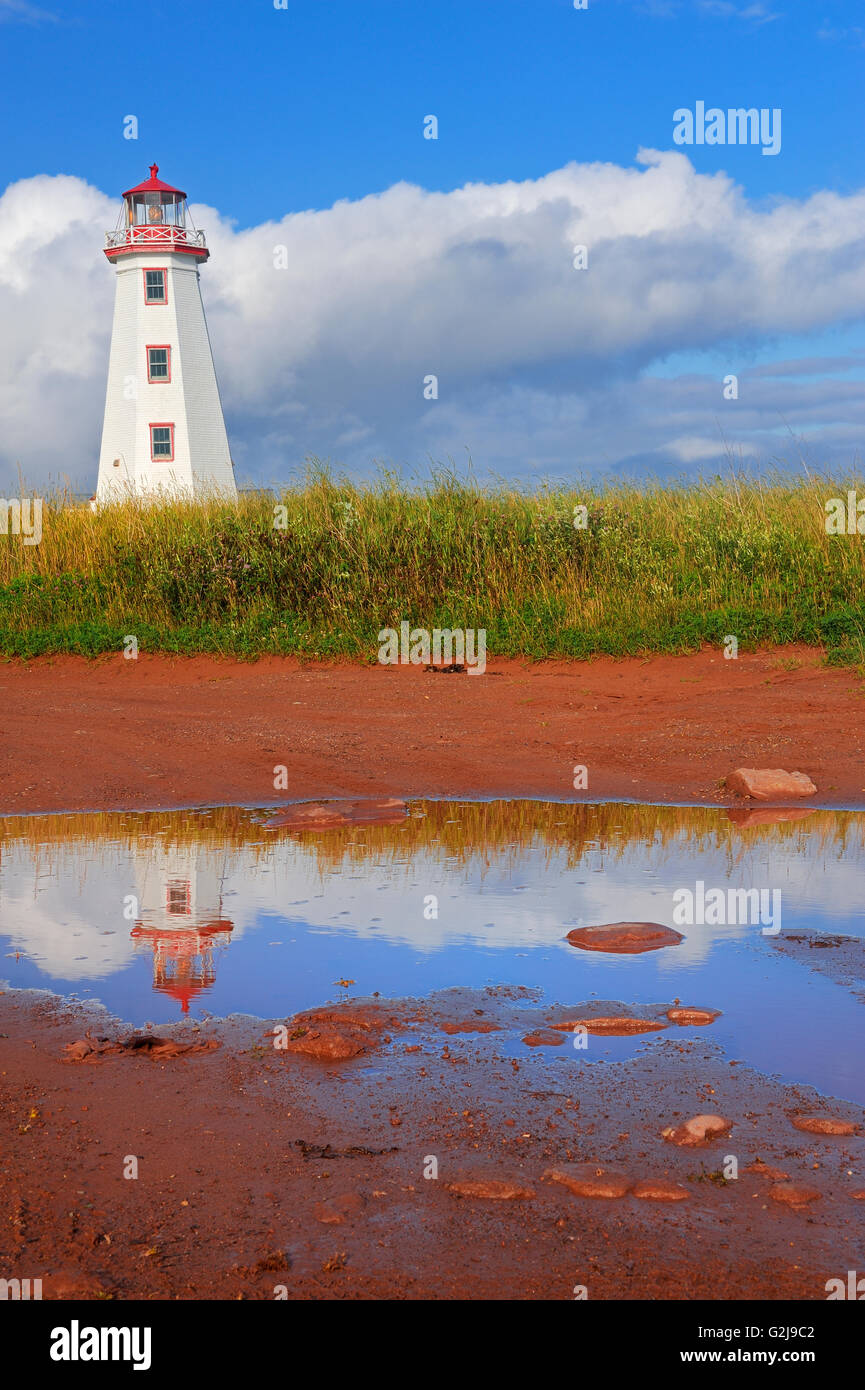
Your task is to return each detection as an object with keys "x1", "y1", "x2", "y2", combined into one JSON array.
[
  {"x1": 166, "y1": 880, "x2": 191, "y2": 915},
  {"x1": 144, "y1": 268, "x2": 166, "y2": 303},
  {"x1": 149, "y1": 424, "x2": 174, "y2": 460},
  {"x1": 147, "y1": 347, "x2": 170, "y2": 382}
]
